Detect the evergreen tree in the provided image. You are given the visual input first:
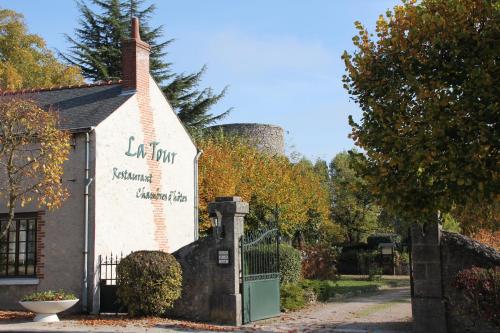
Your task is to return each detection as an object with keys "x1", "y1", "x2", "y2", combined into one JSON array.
[{"x1": 62, "y1": 0, "x2": 230, "y2": 132}]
